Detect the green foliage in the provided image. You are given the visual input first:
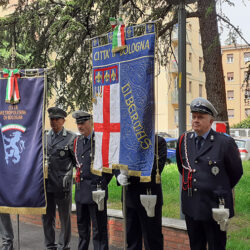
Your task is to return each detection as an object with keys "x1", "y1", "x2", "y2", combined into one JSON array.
[
  {"x1": 0, "y1": 0, "x2": 177, "y2": 111},
  {"x1": 232, "y1": 116, "x2": 250, "y2": 128}
]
